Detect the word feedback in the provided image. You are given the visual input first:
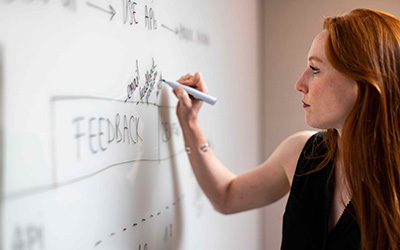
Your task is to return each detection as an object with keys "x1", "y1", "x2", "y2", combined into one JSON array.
[{"x1": 72, "y1": 113, "x2": 143, "y2": 160}]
